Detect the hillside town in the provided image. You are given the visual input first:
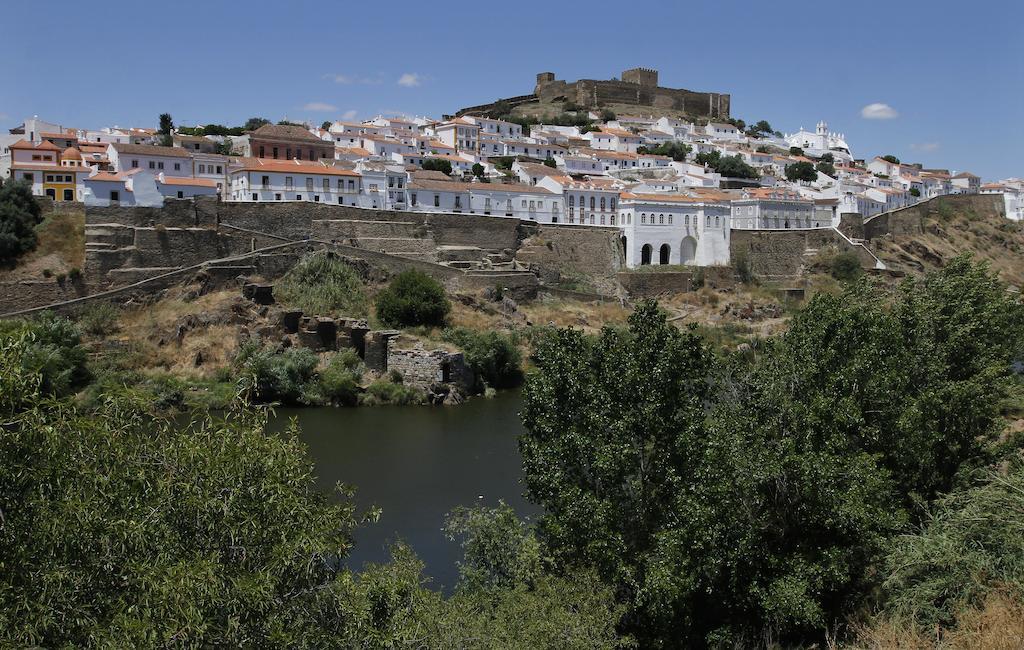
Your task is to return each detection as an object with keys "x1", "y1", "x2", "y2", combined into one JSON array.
[{"x1": 2, "y1": 68, "x2": 1020, "y2": 269}]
